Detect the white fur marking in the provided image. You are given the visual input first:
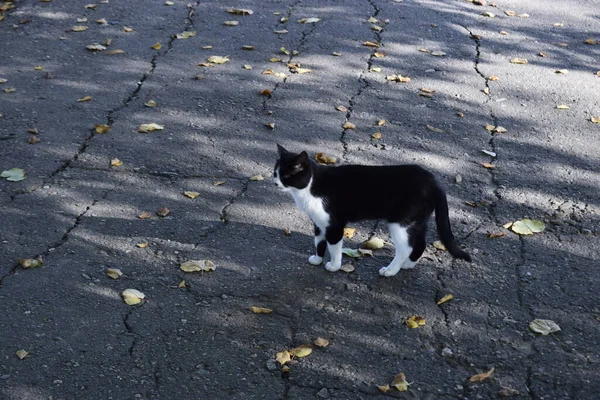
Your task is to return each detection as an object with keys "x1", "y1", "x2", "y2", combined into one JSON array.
[
  {"x1": 325, "y1": 239, "x2": 343, "y2": 271},
  {"x1": 379, "y1": 224, "x2": 412, "y2": 277},
  {"x1": 308, "y1": 255, "x2": 323, "y2": 265},
  {"x1": 289, "y1": 178, "x2": 330, "y2": 230}
]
